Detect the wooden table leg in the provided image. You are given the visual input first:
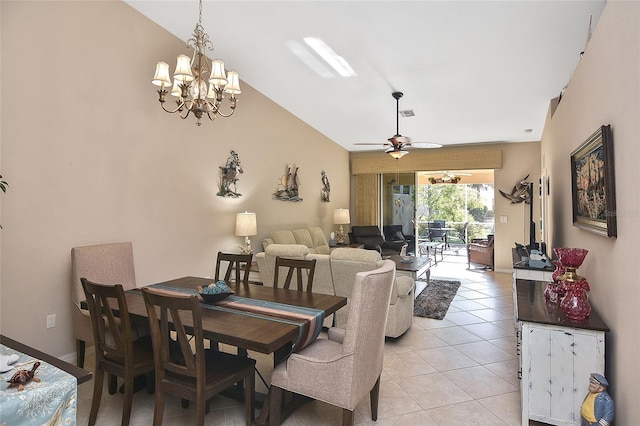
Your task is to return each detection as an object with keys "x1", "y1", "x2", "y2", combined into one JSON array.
[{"x1": 253, "y1": 343, "x2": 293, "y2": 425}]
